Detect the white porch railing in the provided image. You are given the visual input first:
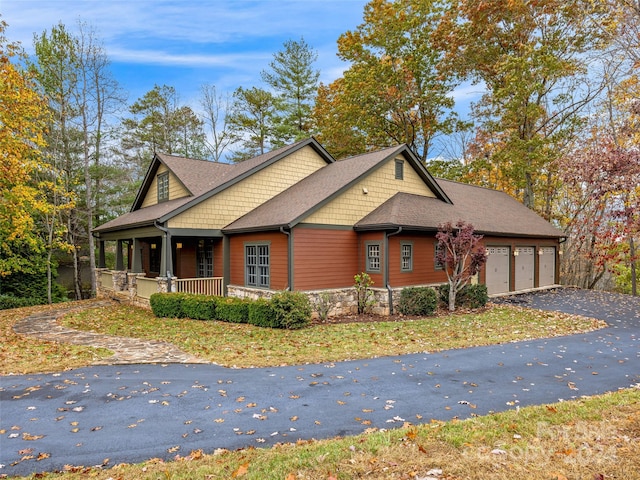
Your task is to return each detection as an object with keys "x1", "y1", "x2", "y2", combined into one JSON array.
[
  {"x1": 174, "y1": 277, "x2": 223, "y2": 296},
  {"x1": 136, "y1": 277, "x2": 159, "y2": 299}
]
